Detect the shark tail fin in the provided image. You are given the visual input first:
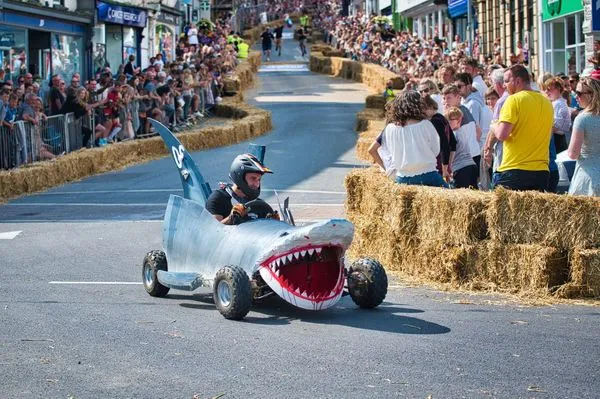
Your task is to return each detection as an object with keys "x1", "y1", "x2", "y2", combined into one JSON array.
[{"x1": 149, "y1": 118, "x2": 211, "y2": 206}]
